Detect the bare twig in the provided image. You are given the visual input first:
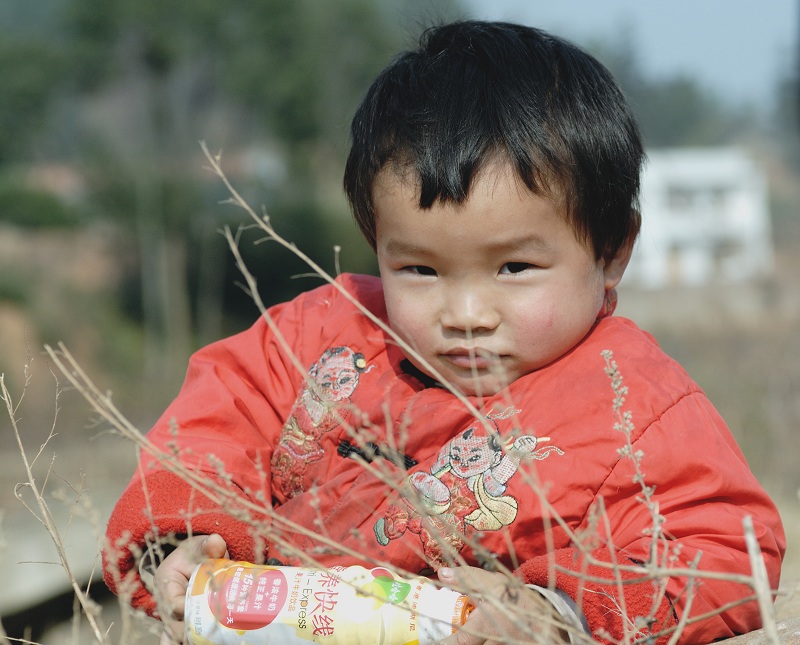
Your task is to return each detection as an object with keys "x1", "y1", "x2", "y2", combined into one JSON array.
[
  {"x1": 0, "y1": 370, "x2": 107, "y2": 643},
  {"x1": 744, "y1": 515, "x2": 780, "y2": 645}
]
